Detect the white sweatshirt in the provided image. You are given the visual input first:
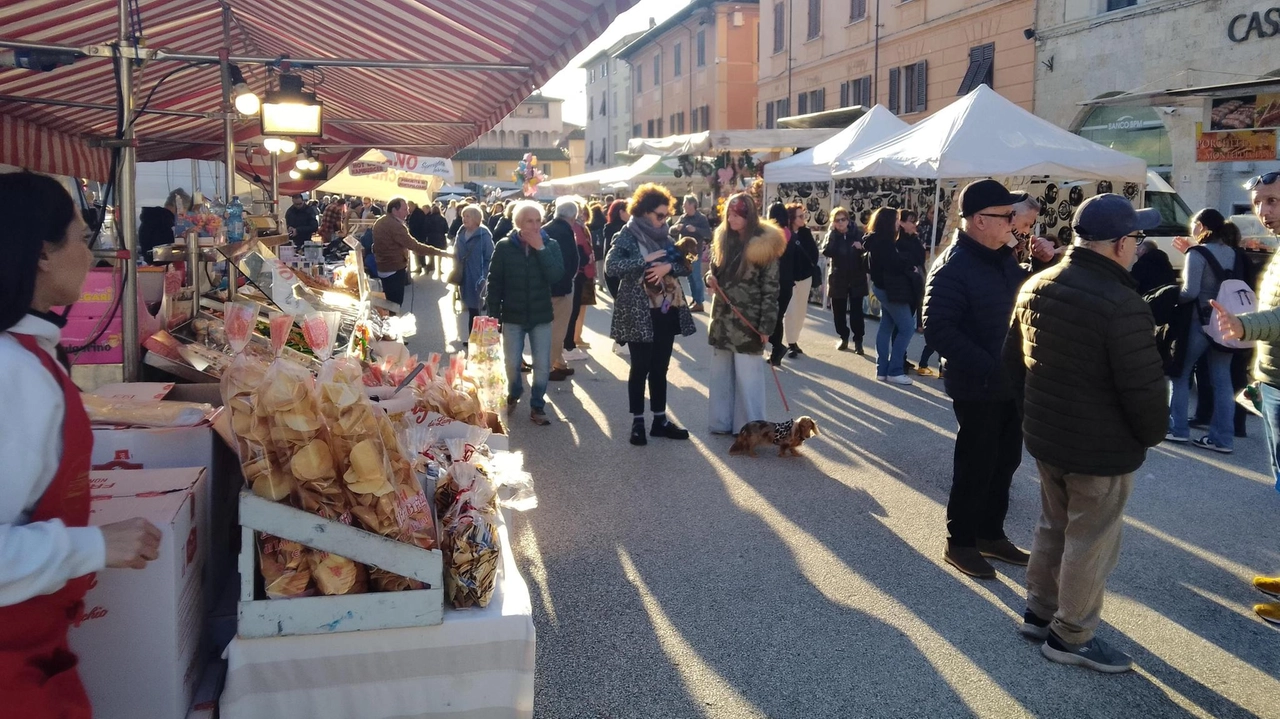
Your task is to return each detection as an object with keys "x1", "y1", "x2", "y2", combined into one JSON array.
[{"x1": 0, "y1": 315, "x2": 106, "y2": 606}]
